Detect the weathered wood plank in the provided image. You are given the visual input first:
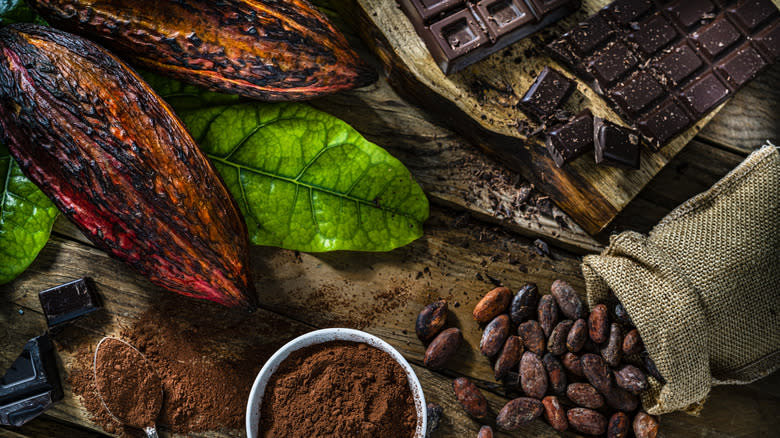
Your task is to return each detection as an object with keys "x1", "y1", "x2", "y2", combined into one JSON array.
[{"x1": 0, "y1": 414, "x2": 107, "y2": 438}]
